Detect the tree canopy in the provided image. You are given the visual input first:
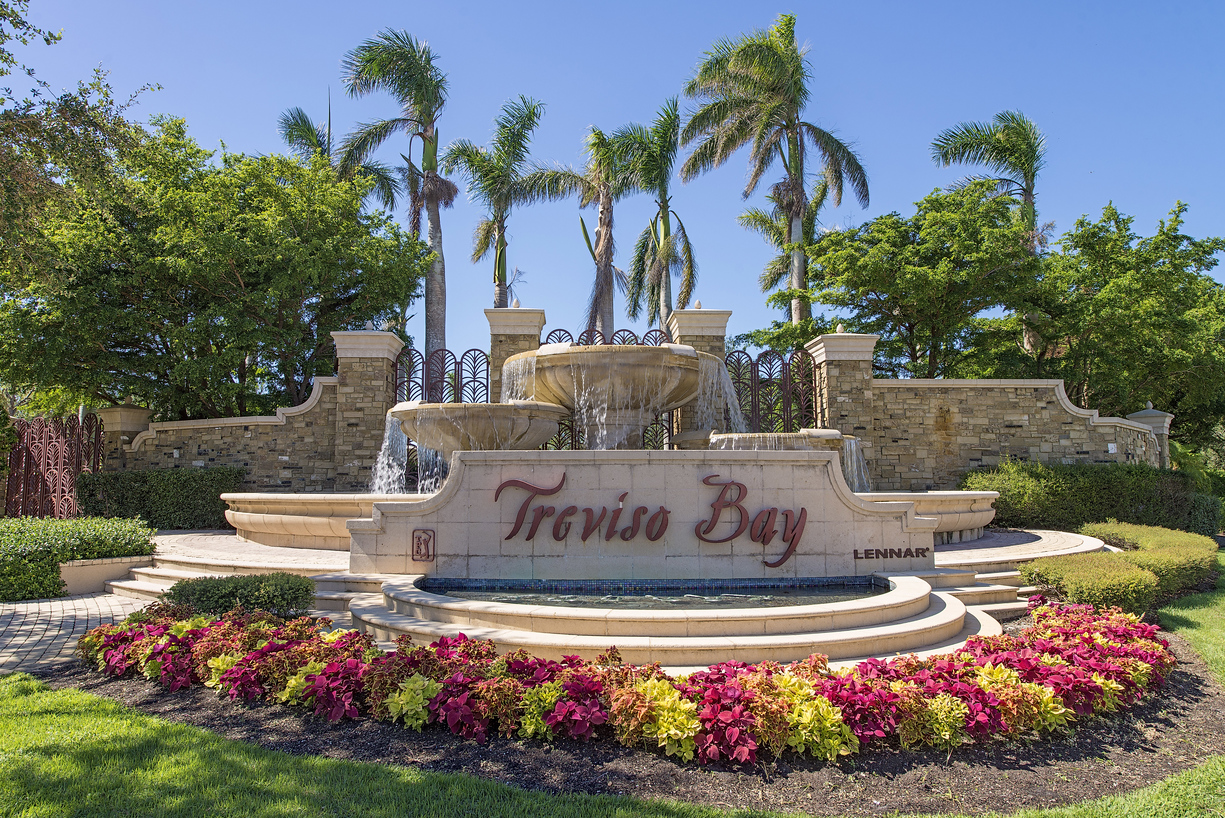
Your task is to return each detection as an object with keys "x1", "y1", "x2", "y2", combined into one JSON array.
[{"x1": 0, "y1": 118, "x2": 430, "y2": 420}]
